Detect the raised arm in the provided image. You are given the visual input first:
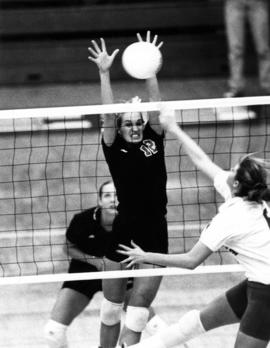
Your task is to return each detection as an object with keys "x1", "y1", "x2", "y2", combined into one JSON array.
[
  {"x1": 137, "y1": 31, "x2": 163, "y2": 135},
  {"x1": 88, "y1": 38, "x2": 119, "y2": 145},
  {"x1": 118, "y1": 240, "x2": 212, "y2": 269},
  {"x1": 159, "y1": 105, "x2": 223, "y2": 181}
]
